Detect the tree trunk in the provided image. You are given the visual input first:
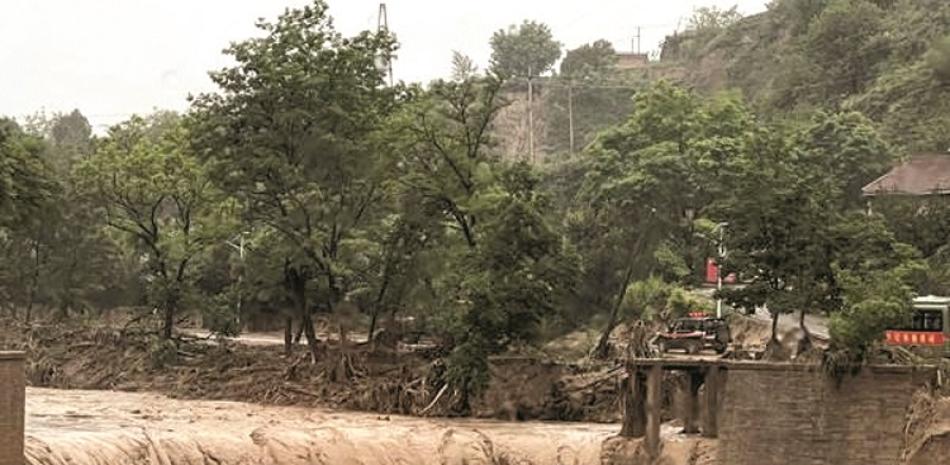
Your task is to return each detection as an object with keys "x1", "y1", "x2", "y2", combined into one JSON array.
[
  {"x1": 368, "y1": 309, "x2": 380, "y2": 343},
  {"x1": 301, "y1": 309, "x2": 320, "y2": 364},
  {"x1": 799, "y1": 308, "x2": 810, "y2": 336},
  {"x1": 283, "y1": 316, "x2": 294, "y2": 356},
  {"x1": 367, "y1": 277, "x2": 389, "y2": 342},
  {"x1": 25, "y1": 240, "x2": 42, "y2": 324},
  {"x1": 293, "y1": 321, "x2": 304, "y2": 344},
  {"x1": 162, "y1": 305, "x2": 175, "y2": 339},
  {"x1": 290, "y1": 272, "x2": 320, "y2": 364},
  {"x1": 797, "y1": 308, "x2": 812, "y2": 354},
  {"x1": 594, "y1": 266, "x2": 636, "y2": 359},
  {"x1": 770, "y1": 311, "x2": 780, "y2": 343}
]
